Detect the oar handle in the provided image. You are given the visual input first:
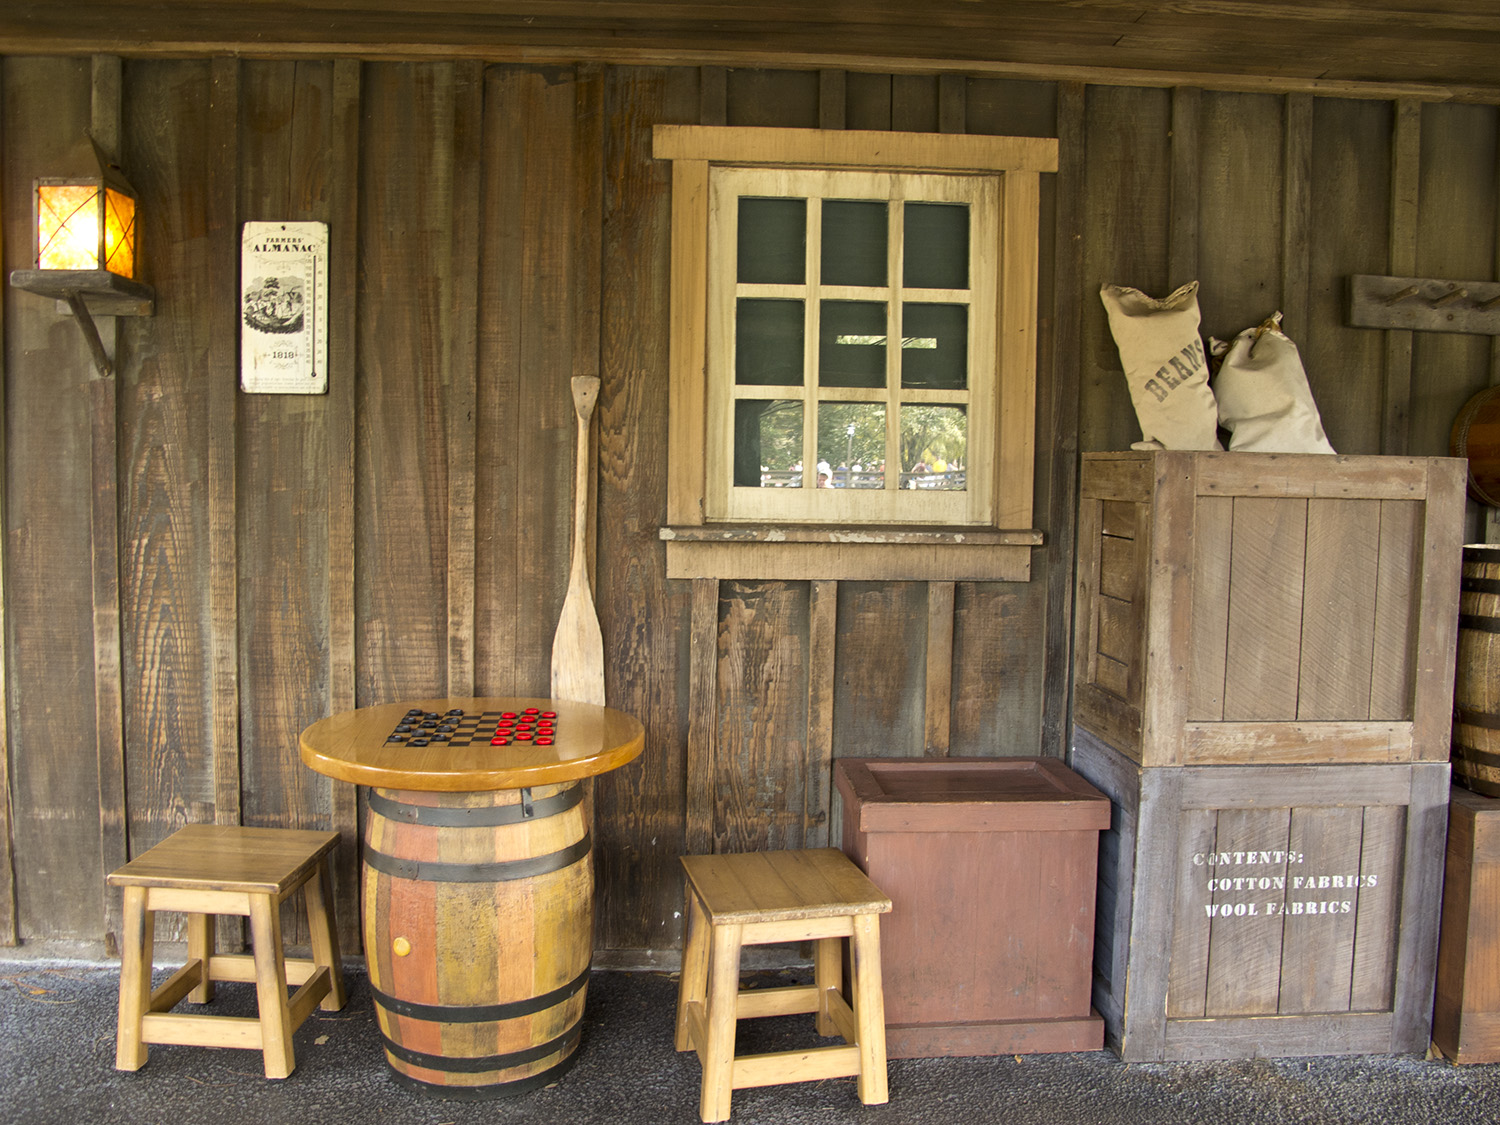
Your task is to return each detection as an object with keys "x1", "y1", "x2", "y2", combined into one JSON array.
[{"x1": 569, "y1": 376, "x2": 601, "y2": 585}]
